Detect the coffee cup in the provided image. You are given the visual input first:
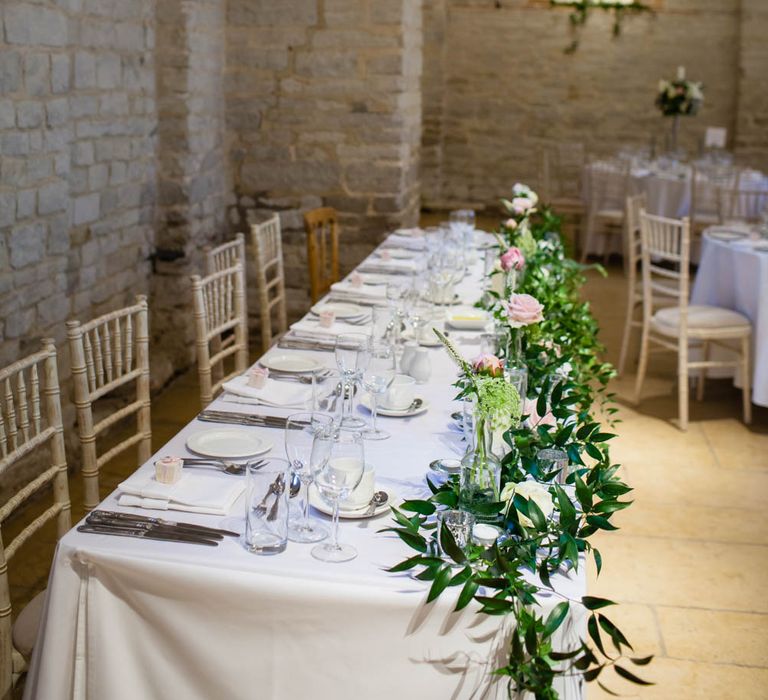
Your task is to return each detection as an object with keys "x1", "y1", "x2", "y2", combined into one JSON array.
[
  {"x1": 339, "y1": 463, "x2": 376, "y2": 511},
  {"x1": 381, "y1": 374, "x2": 416, "y2": 411}
]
